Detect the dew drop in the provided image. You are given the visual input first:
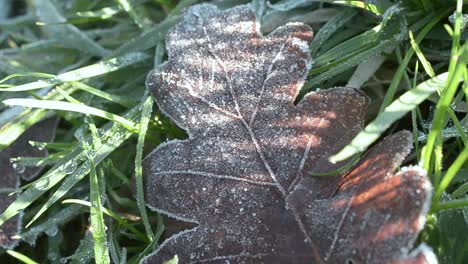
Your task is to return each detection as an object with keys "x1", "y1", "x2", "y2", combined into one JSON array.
[
  {"x1": 12, "y1": 163, "x2": 26, "y2": 174},
  {"x1": 45, "y1": 225, "x2": 59, "y2": 237},
  {"x1": 35, "y1": 178, "x2": 50, "y2": 190}
]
